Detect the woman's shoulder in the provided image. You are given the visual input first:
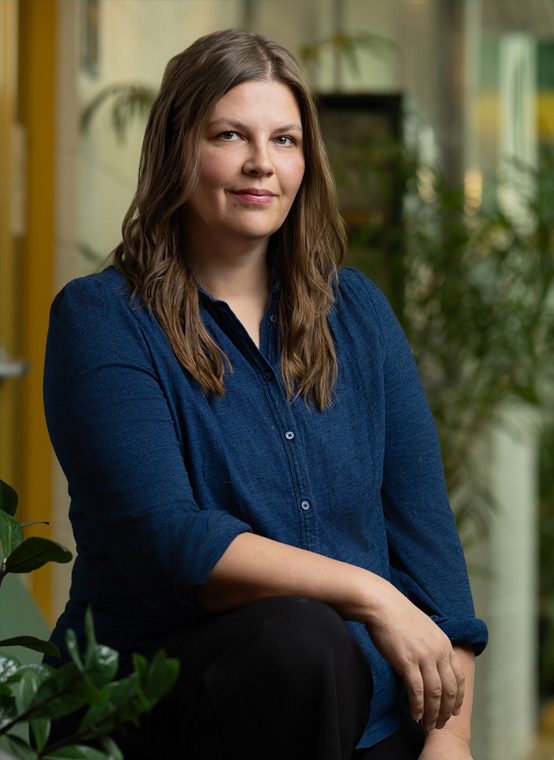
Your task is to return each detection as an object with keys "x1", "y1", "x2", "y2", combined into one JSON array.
[
  {"x1": 48, "y1": 266, "x2": 157, "y2": 352},
  {"x1": 51, "y1": 266, "x2": 132, "y2": 313},
  {"x1": 336, "y1": 266, "x2": 398, "y2": 328}
]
